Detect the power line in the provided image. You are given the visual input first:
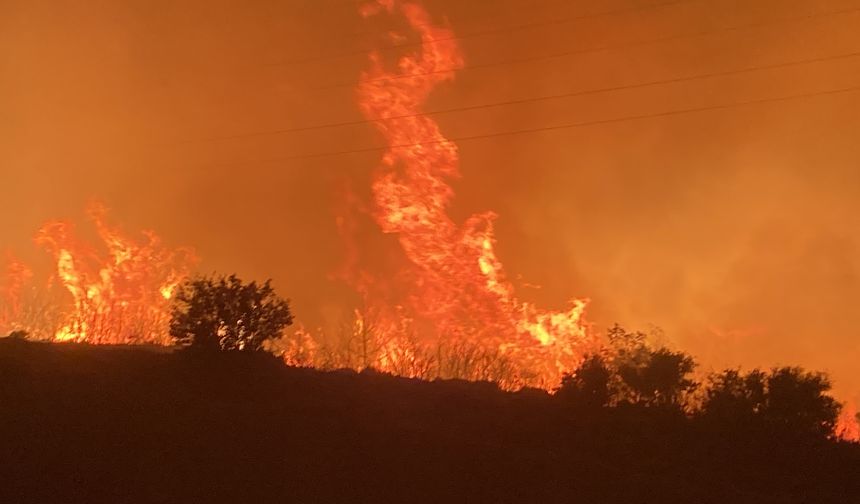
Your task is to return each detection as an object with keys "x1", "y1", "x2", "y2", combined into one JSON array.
[
  {"x1": 177, "y1": 51, "x2": 860, "y2": 144},
  {"x1": 319, "y1": 3, "x2": 860, "y2": 90},
  {"x1": 204, "y1": 83, "x2": 860, "y2": 167},
  {"x1": 175, "y1": 5, "x2": 860, "y2": 145},
  {"x1": 346, "y1": 0, "x2": 616, "y2": 39},
  {"x1": 269, "y1": 0, "x2": 706, "y2": 66}
]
